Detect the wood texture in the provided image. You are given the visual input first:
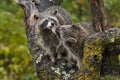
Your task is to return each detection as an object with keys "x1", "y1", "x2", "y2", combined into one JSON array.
[{"x1": 88, "y1": 0, "x2": 110, "y2": 32}]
